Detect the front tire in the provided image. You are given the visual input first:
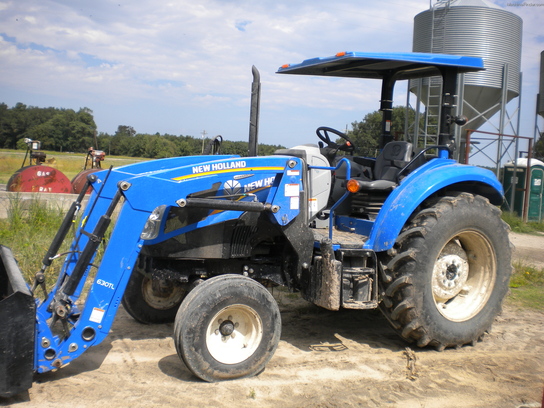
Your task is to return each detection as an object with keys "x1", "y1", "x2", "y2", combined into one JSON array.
[
  {"x1": 174, "y1": 275, "x2": 281, "y2": 382},
  {"x1": 122, "y1": 268, "x2": 188, "y2": 324},
  {"x1": 379, "y1": 193, "x2": 512, "y2": 350}
]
